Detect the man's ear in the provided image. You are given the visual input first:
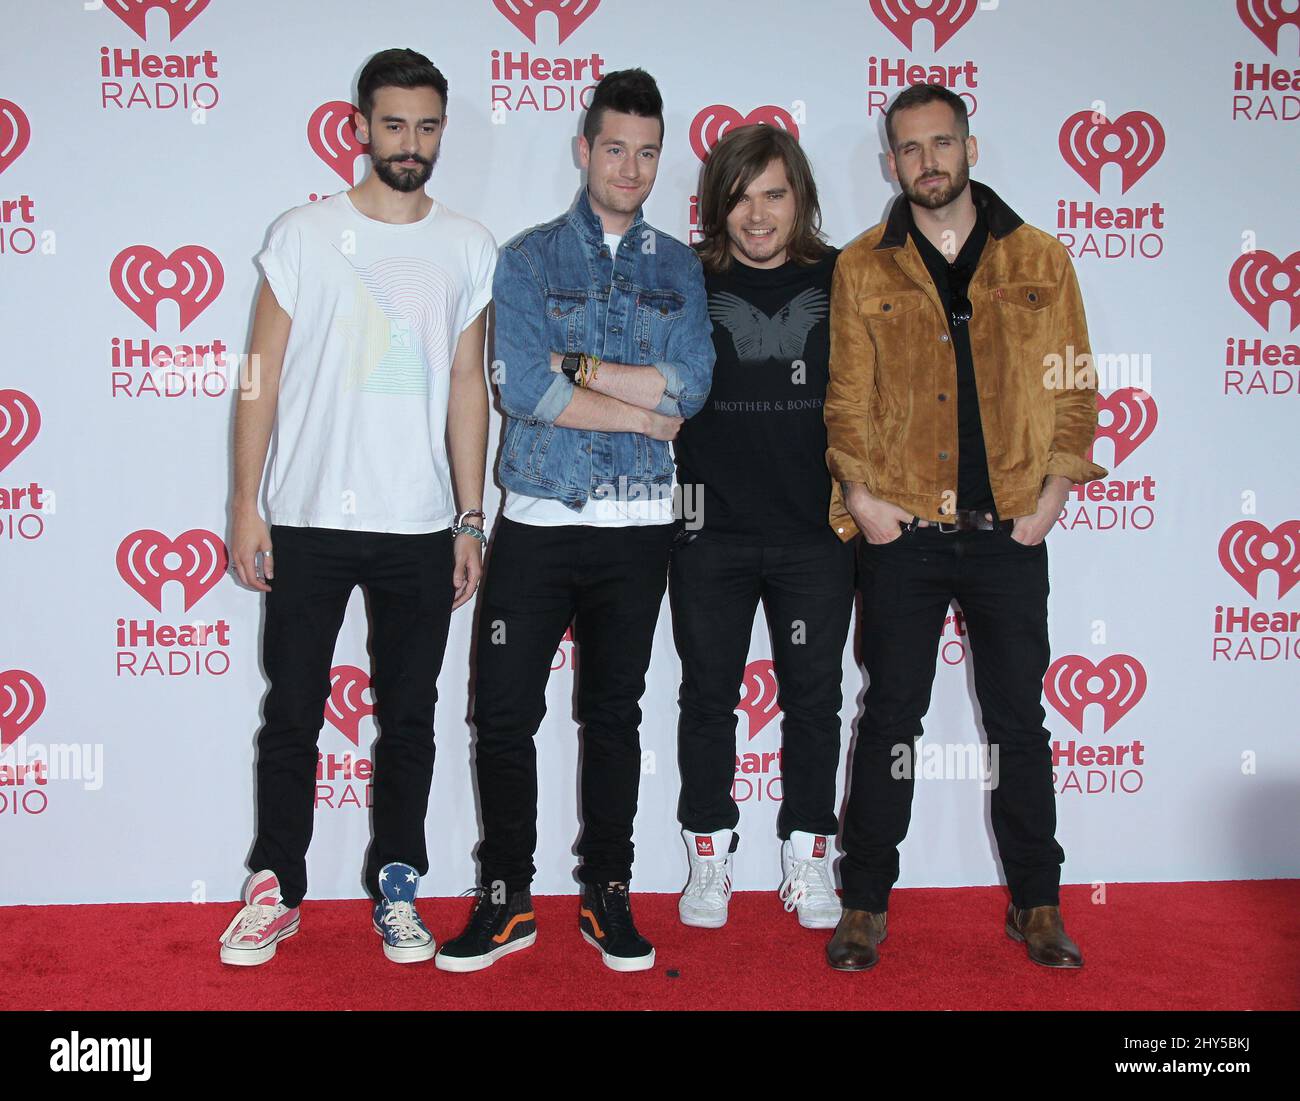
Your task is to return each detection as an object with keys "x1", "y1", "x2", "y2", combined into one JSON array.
[
  {"x1": 886, "y1": 149, "x2": 899, "y2": 182},
  {"x1": 966, "y1": 135, "x2": 978, "y2": 169},
  {"x1": 578, "y1": 134, "x2": 591, "y2": 171},
  {"x1": 354, "y1": 109, "x2": 368, "y2": 143}
]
